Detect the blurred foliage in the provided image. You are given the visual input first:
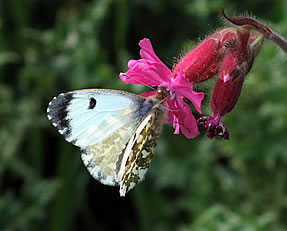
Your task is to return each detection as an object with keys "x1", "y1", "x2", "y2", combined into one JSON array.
[{"x1": 0, "y1": 0, "x2": 287, "y2": 231}]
